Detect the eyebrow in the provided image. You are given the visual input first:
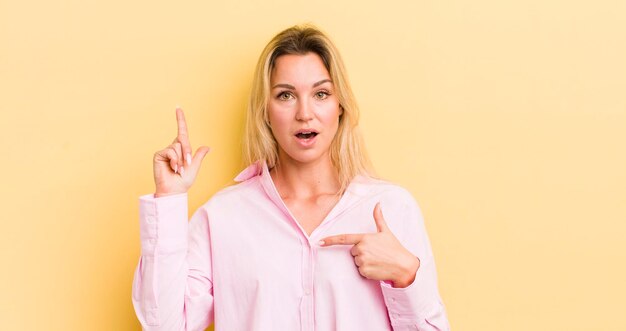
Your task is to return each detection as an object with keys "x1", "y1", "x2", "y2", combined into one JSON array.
[{"x1": 271, "y1": 79, "x2": 333, "y2": 90}]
